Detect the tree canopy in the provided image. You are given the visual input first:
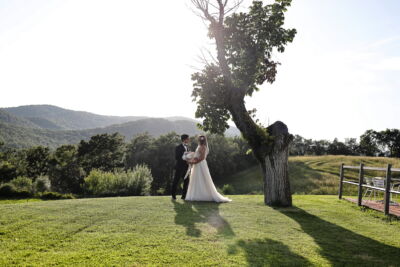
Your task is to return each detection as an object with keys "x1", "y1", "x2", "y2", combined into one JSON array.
[{"x1": 192, "y1": 0, "x2": 296, "y2": 137}]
